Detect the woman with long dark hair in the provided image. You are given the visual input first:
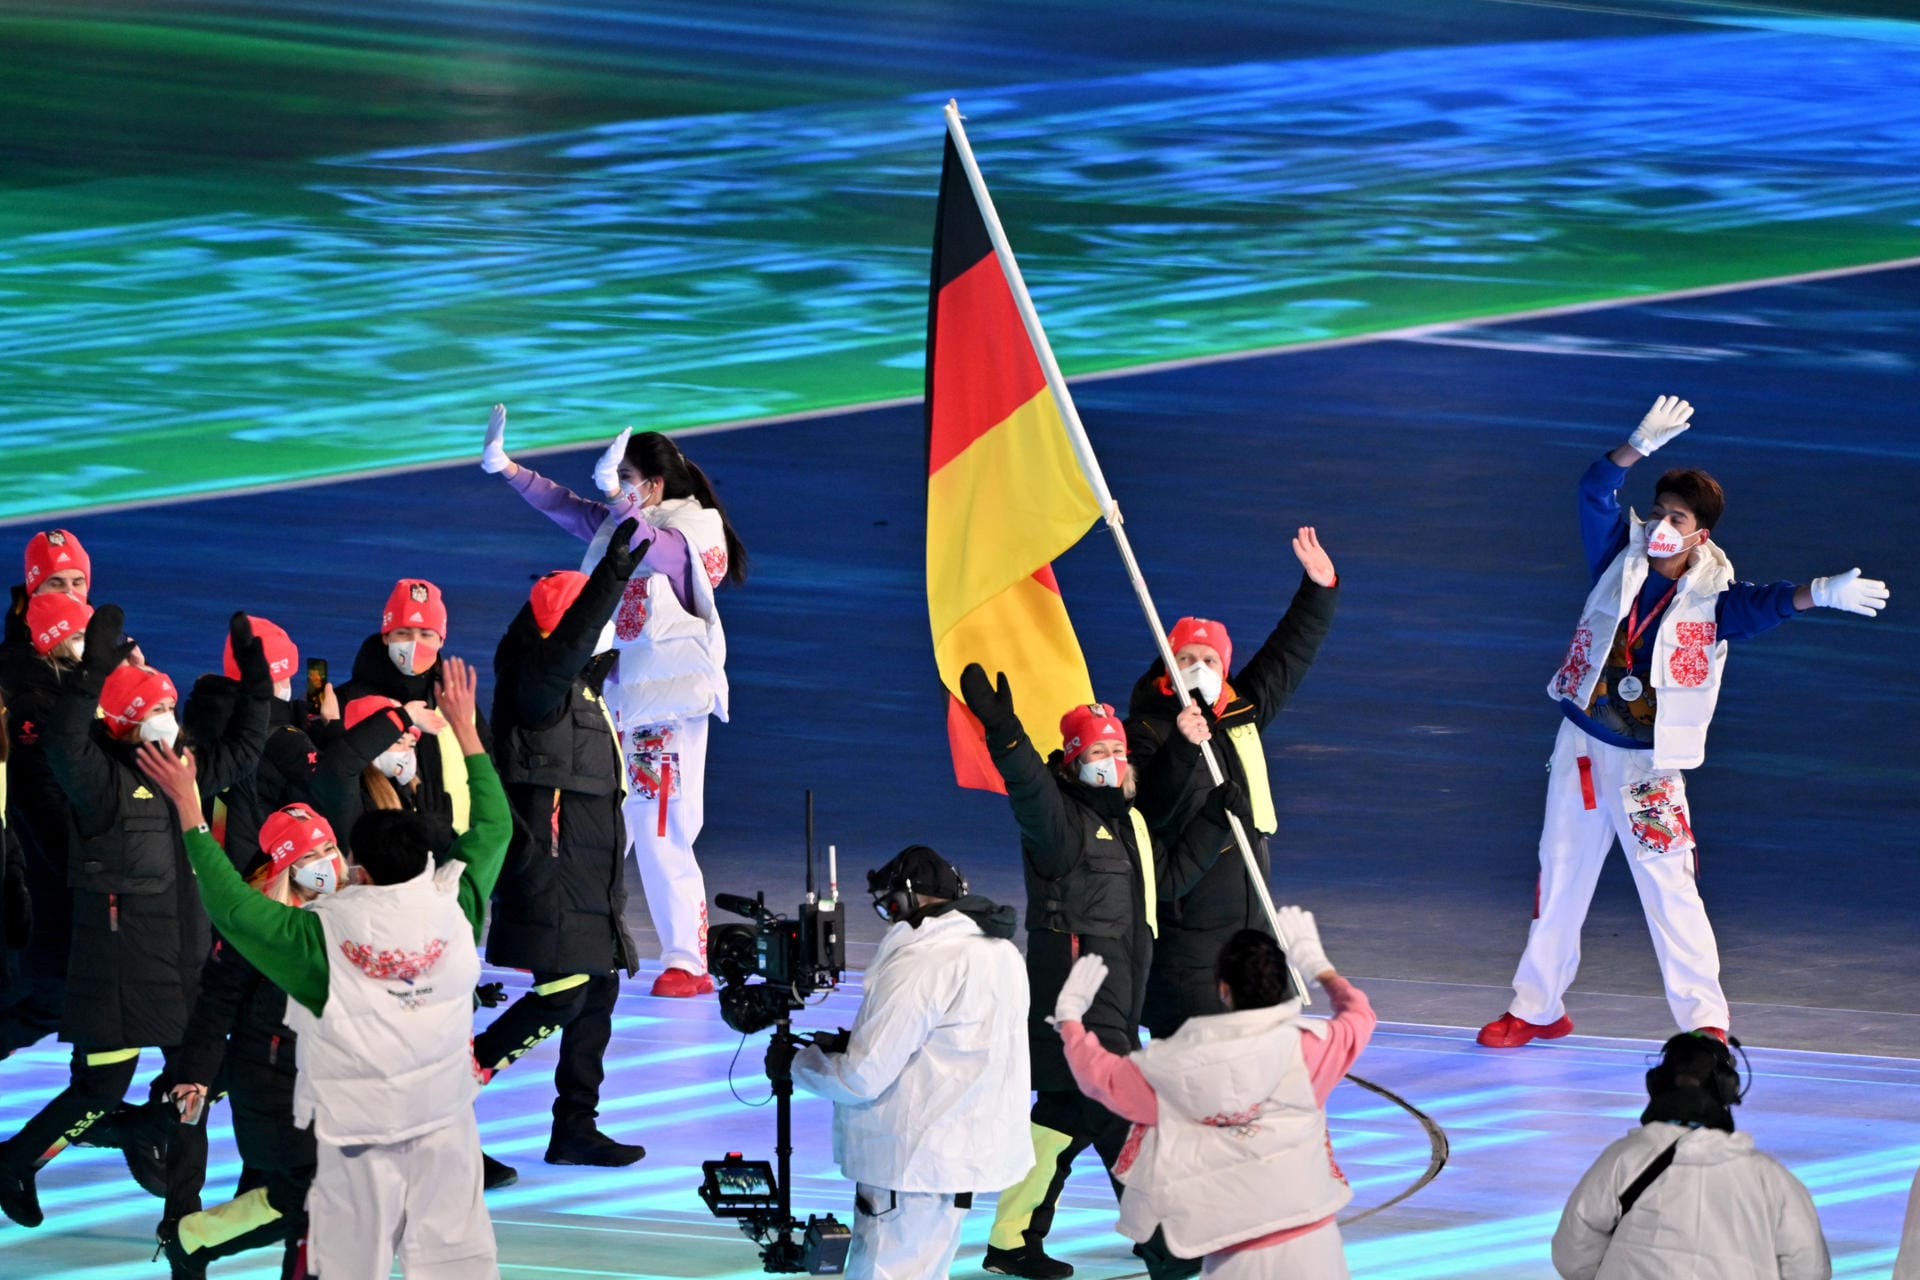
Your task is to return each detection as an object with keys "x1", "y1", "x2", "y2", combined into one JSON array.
[{"x1": 481, "y1": 405, "x2": 745, "y2": 997}]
